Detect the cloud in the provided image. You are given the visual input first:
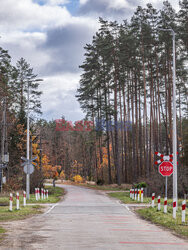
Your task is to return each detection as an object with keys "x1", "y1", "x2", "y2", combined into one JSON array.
[
  {"x1": 78, "y1": 0, "x2": 136, "y2": 20},
  {"x1": 0, "y1": 0, "x2": 71, "y2": 31},
  {"x1": 40, "y1": 73, "x2": 84, "y2": 121},
  {"x1": 39, "y1": 20, "x2": 97, "y2": 75}
]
